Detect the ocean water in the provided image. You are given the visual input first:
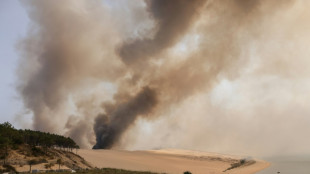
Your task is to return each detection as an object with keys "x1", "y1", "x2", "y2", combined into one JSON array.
[{"x1": 256, "y1": 156, "x2": 310, "y2": 174}]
